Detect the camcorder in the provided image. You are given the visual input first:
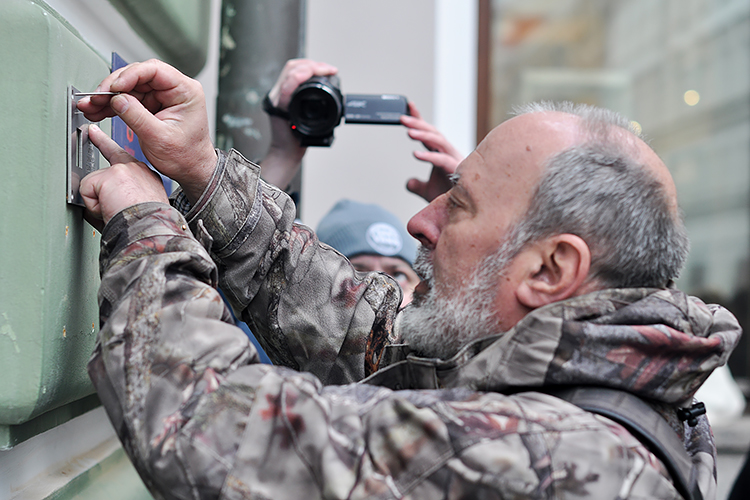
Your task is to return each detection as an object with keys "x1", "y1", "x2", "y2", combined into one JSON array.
[{"x1": 265, "y1": 75, "x2": 409, "y2": 147}]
